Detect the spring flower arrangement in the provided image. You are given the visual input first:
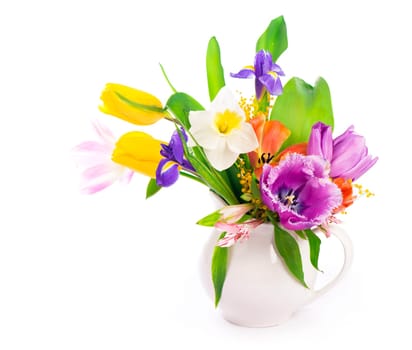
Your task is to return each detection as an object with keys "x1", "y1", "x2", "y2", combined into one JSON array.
[{"x1": 73, "y1": 16, "x2": 377, "y2": 307}]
